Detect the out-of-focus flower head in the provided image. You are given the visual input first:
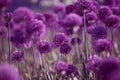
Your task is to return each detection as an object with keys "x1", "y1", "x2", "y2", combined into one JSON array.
[
  {"x1": 94, "y1": 39, "x2": 114, "y2": 53},
  {"x1": 111, "y1": 7, "x2": 120, "y2": 16},
  {"x1": 27, "y1": 19, "x2": 46, "y2": 39},
  {"x1": 85, "y1": 11, "x2": 97, "y2": 26},
  {"x1": 0, "y1": 63, "x2": 20, "y2": 80},
  {"x1": 55, "y1": 61, "x2": 69, "y2": 76},
  {"x1": 65, "y1": 4, "x2": 74, "y2": 14},
  {"x1": 53, "y1": 33, "x2": 69, "y2": 48},
  {"x1": 105, "y1": 15, "x2": 120, "y2": 29},
  {"x1": 59, "y1": 43, "x2": 71, "y2": 54},
  {"x1": 11, "y1": 29, "x2": 32, "y2": 48},
  {"x1": 98, "y1": 57, "x2": 120, "y2": 80},
  {"x1": 34, "y1": 13, "x2": 46, "y2": 22},
  {"x1": 90, "y1": 26, "x2": 107, "y2": 40},
  {"x1": 11, "y1": 50, "x2": 24, "y2": 62},
  {"x1": 87, "y1": 55, "x2": 102, "y2": 72},
  {"x1": 37, "y1": 40, "x2": 52, "y2": 54},
  {"x1": 98, "y1": 6, "x2": 112, "y2": 23},
  {"x1": 13, "y1": 7, "x2": 34, "y2": 25}
]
